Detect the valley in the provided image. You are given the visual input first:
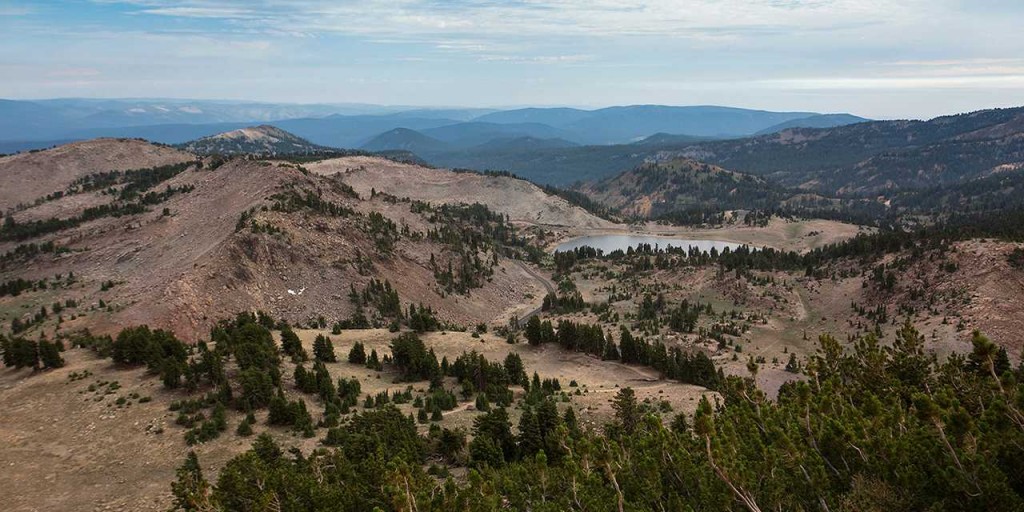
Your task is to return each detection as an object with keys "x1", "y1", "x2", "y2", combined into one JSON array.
[{"x1": 1, "y1": 118, "x2": 1023, "y2": 511}]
